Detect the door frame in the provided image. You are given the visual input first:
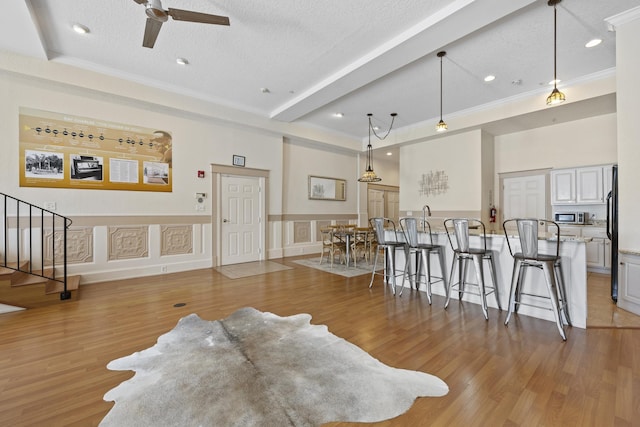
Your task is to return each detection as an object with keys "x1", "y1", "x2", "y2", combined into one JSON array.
[{"x1": 211, "y1": 164, "x2": 269, "y2": 267}]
